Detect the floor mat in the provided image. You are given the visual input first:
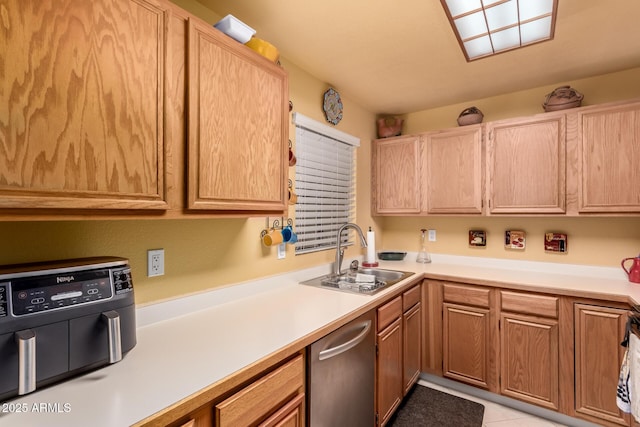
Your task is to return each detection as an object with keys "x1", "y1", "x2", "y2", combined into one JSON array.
[{"x1": 388, "y1": 384, "x2": 485, "y2": 427}]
